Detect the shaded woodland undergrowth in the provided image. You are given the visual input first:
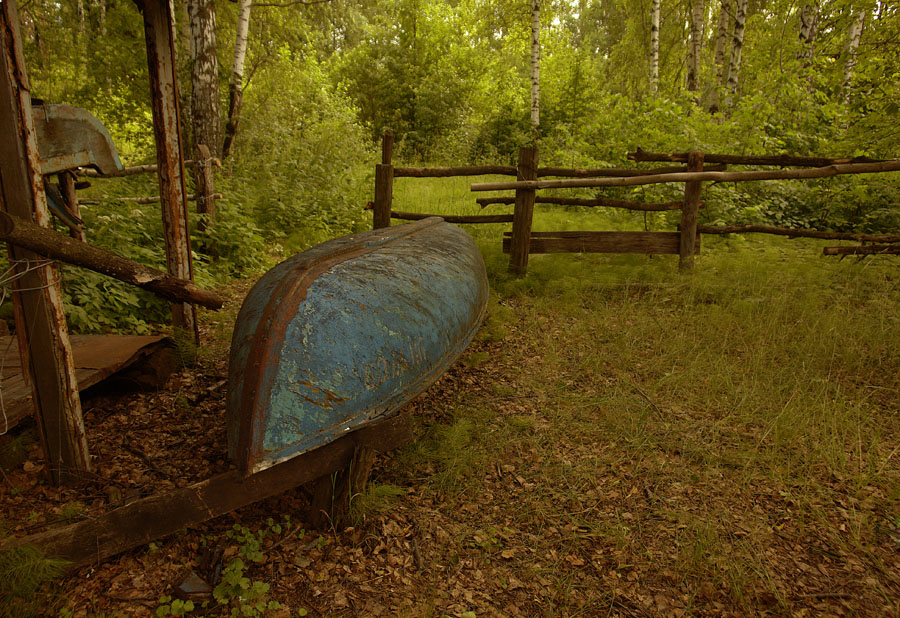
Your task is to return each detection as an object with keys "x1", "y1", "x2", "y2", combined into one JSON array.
[{"x1": 2, "y1": 229, "x2": 899, "y2": 617}]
